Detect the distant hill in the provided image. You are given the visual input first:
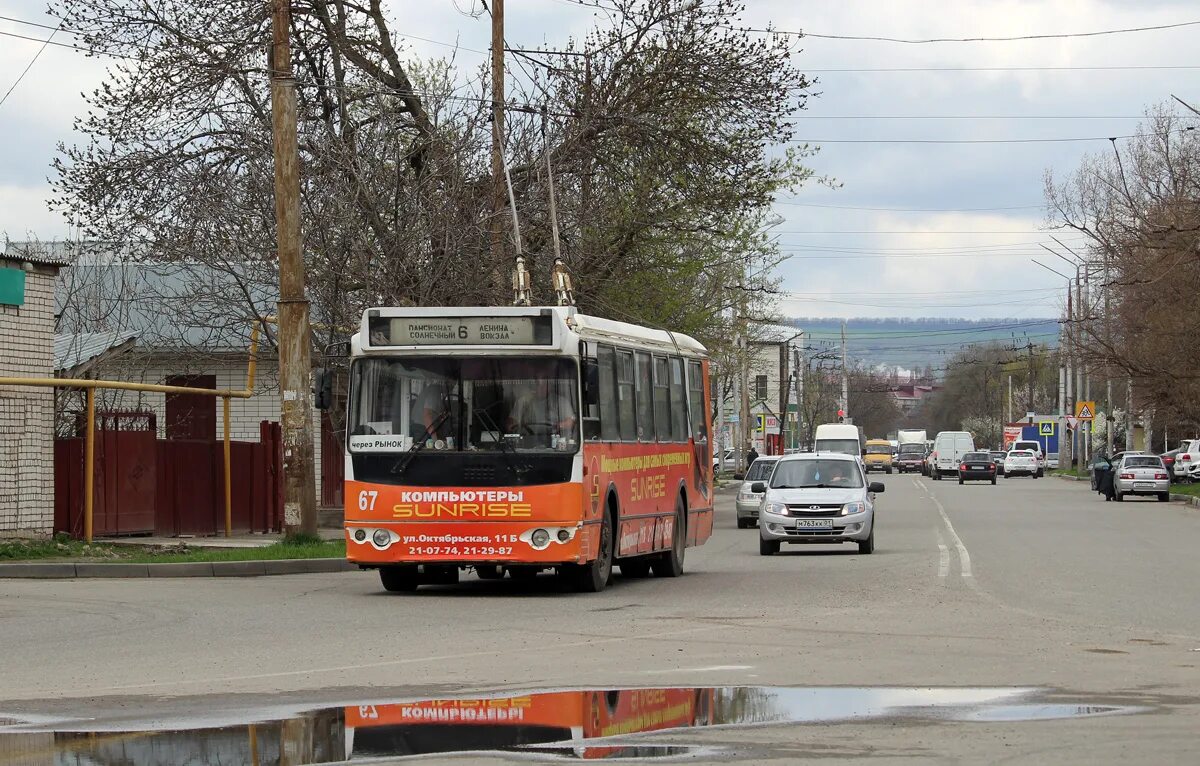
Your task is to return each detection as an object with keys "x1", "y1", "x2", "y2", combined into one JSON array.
[{"x1": 788, "y1": 317, "x2": 1060, "y2": 374}]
